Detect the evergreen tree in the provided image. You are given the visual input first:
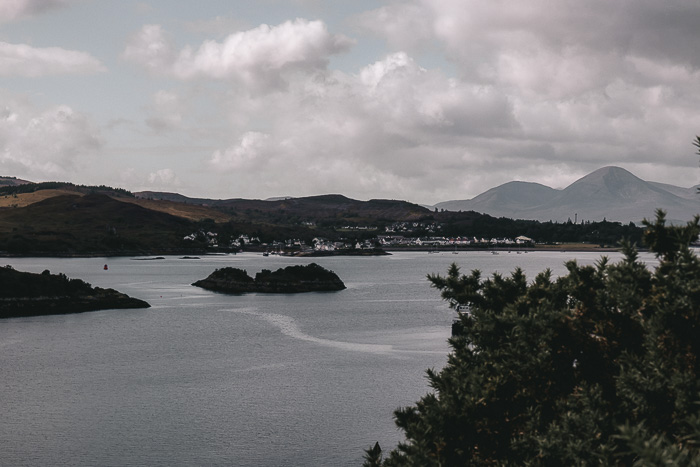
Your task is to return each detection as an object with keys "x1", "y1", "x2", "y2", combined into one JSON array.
[
  {"x1": 370, "y1": 211, "x2": 700, "y2": 465},
  {"x1": 363, "y1": 442, "x2": 383, "y2": 467}
]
